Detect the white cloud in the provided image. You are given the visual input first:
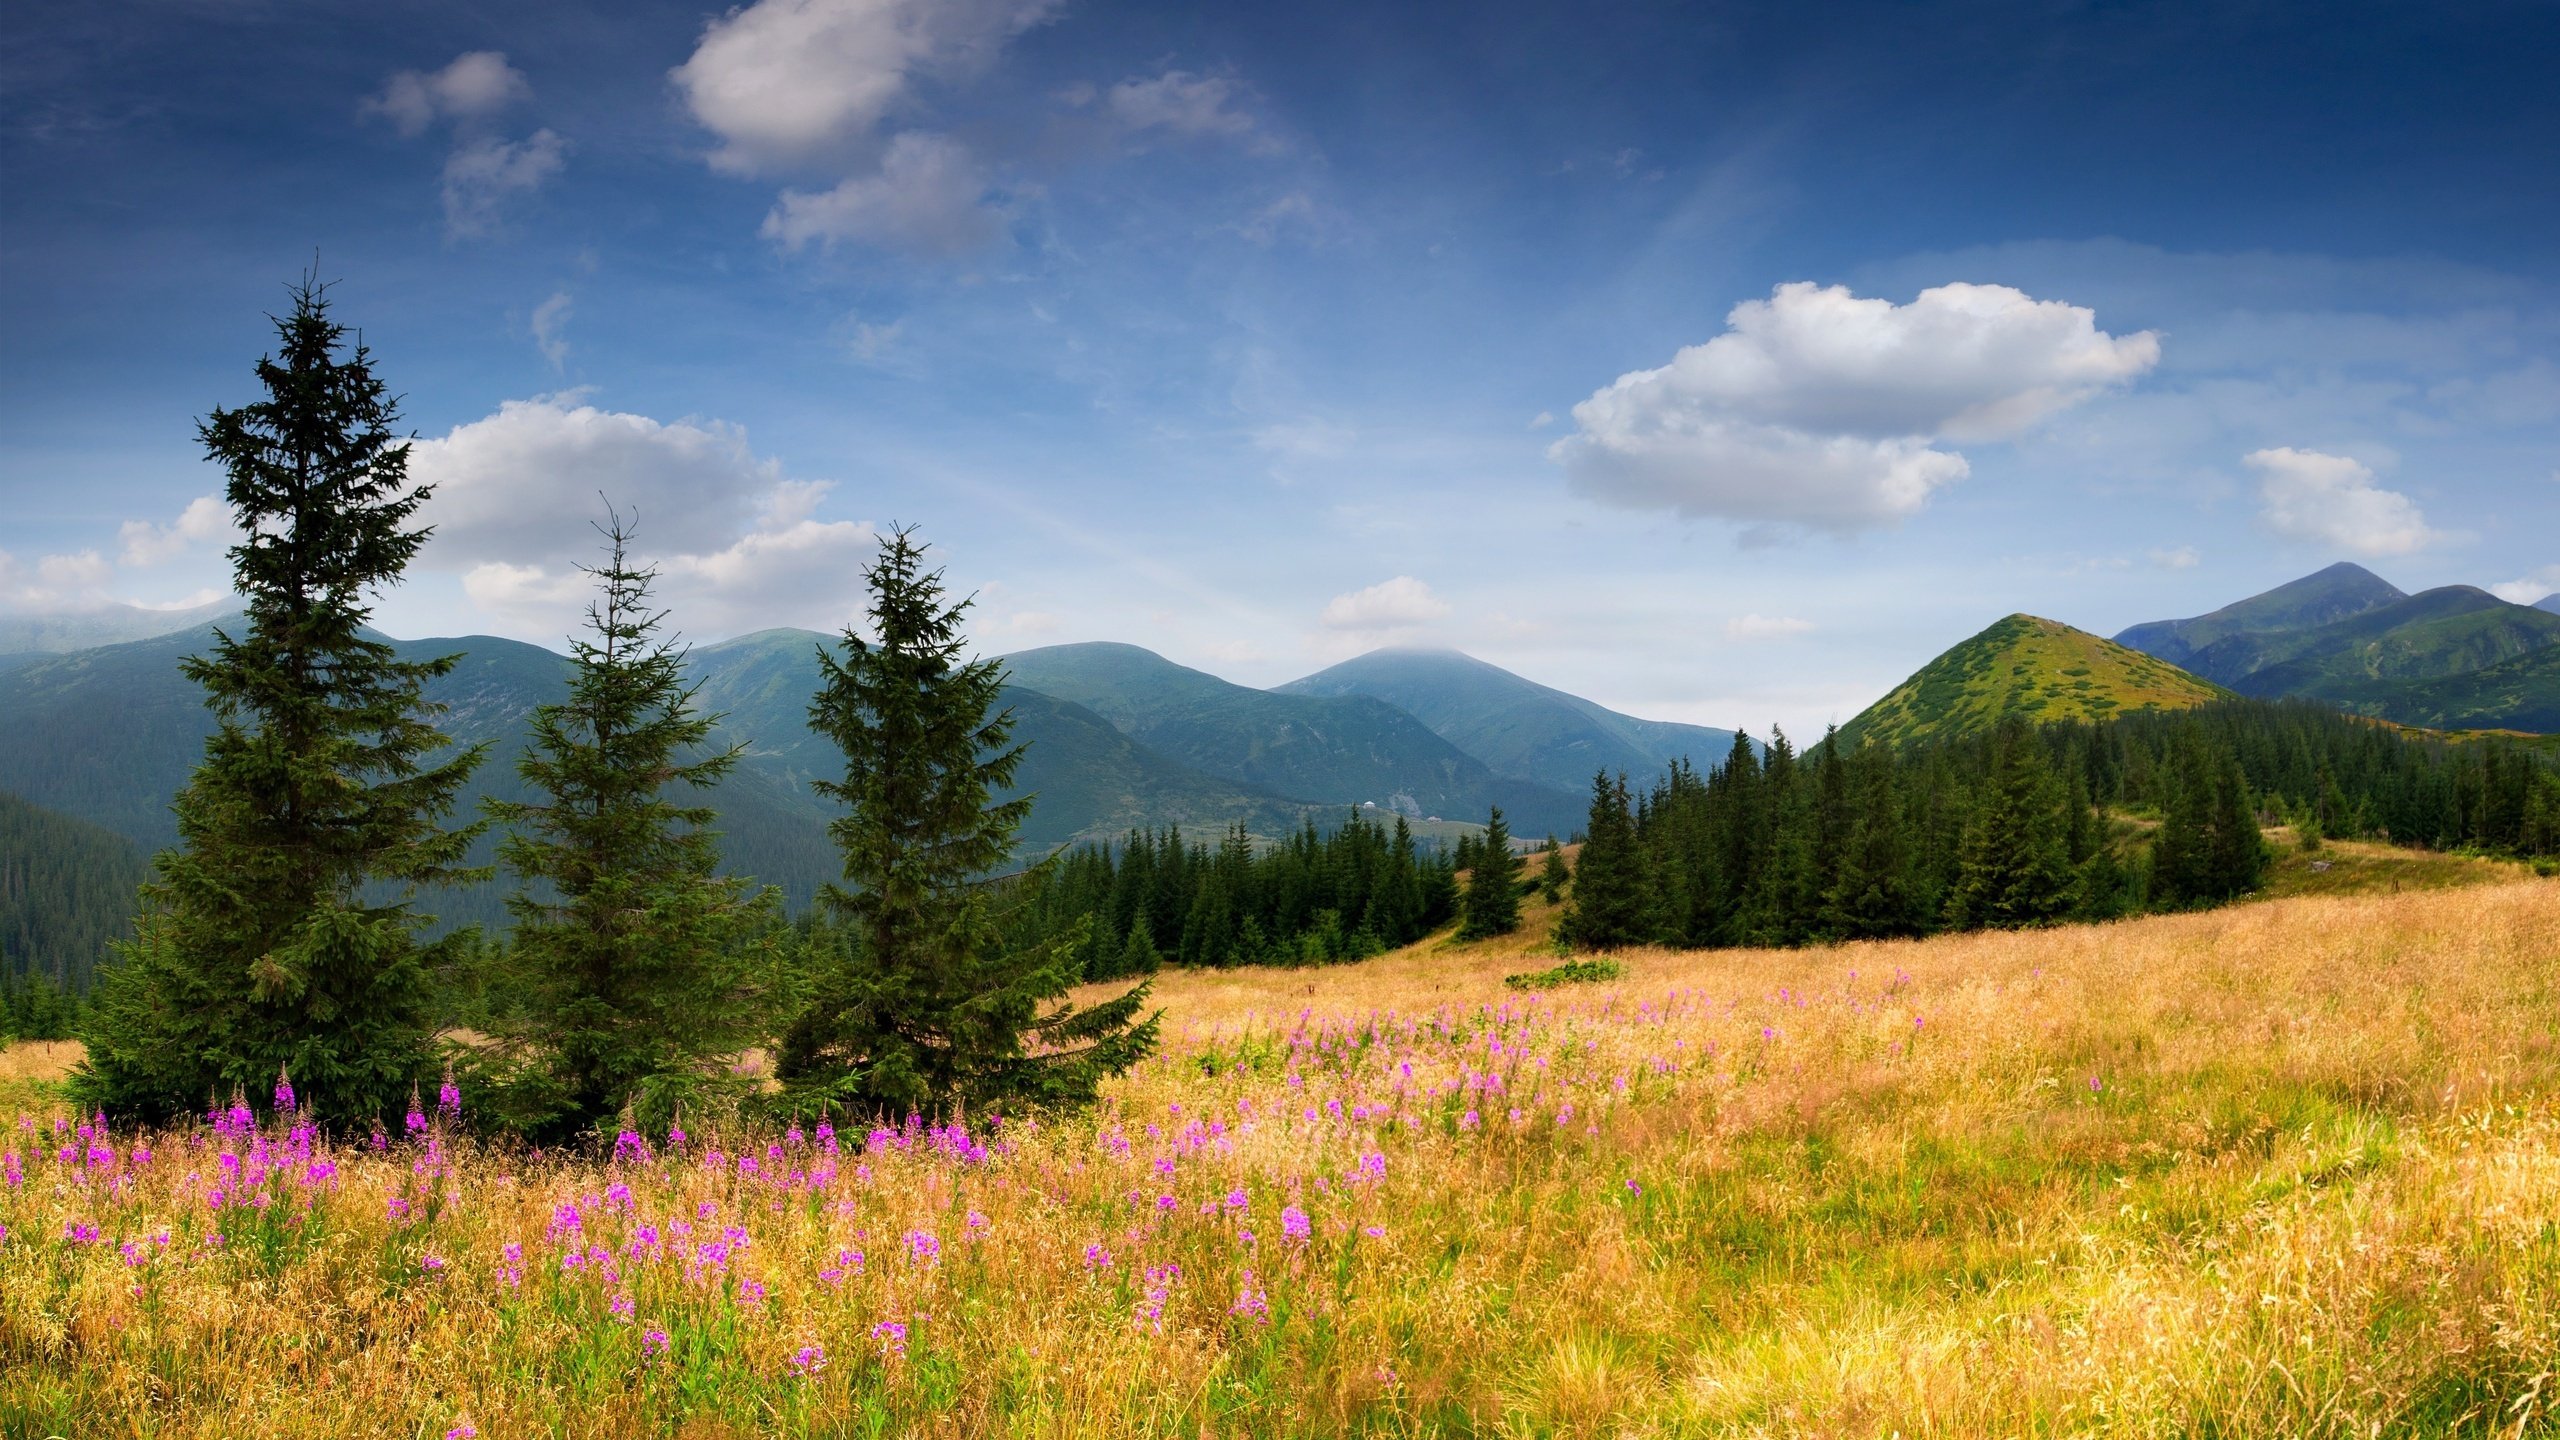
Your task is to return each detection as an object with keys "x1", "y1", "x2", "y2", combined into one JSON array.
[
  {"x1": 1724, "y1": 613, "x2": 1814, "y2": 641},
  {"x1": 530, "y1": 291, "x2": 573, "y2": 368},
  {"x1": 673, "y1": 0, "x2": 1055, "y2": 176},
  {"x1": 2147, "y1": 544, "x2": 2201, "y2": 570},
  {"x1": 1105, "y1": 70, "x2": 1255, "y2": 141},
  {"x1": 0, "y1": 548, "x2": 113, "y2": 610},
  {"x1": 442, "y1": 129, "x2": 567, "y2": 240},
  {"x1": 1552, "y1": 281, "x2": 2159, "y2": 532},
  {"x1": 367, "y1": 52, "x2": 531, "y2": 137},
  {"x1": 2247, "y1": 447, "x2": 2443, "y2": 557},
  {"x1": 2489, "y1": 564, "x2": 2560, "y2": 606},
  {"x1": 1320, "y1": 576, "x2": 1450, "y2": 631},
  {"x1": 117, "y1": 495, "x2": 235, "y2": 567},
  {"x1": 412, "y1": 395, "x2": 879, "y2": 637},
  {"x1": 762, "y1": 132, "x2": 999, "y2": 253}
]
